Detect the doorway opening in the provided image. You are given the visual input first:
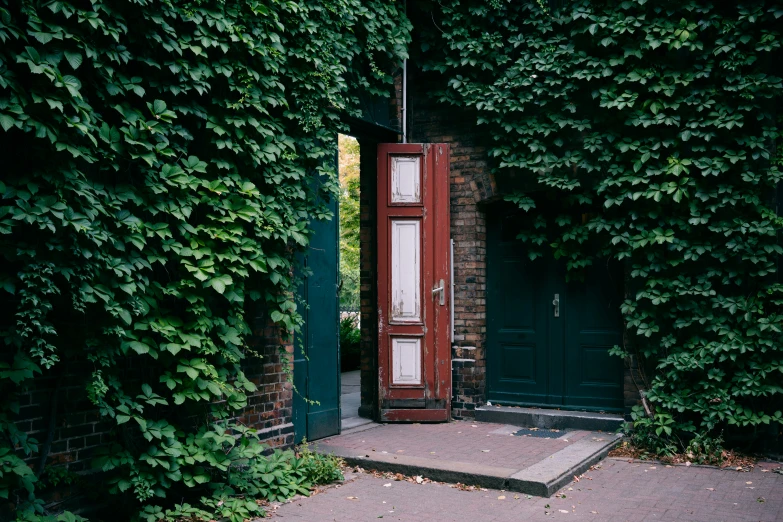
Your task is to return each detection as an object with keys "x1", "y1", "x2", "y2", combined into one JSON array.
[{"x1": 338, "y1": 134, "x2": 372, "y2": 430}]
